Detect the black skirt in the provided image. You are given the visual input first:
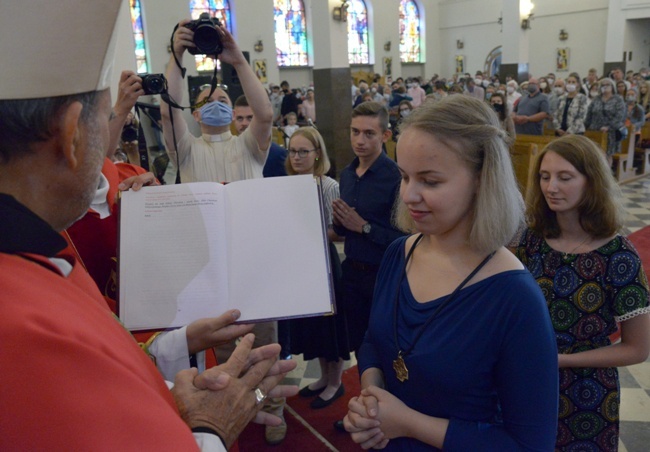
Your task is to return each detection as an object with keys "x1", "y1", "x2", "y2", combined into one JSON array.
[{"x1": 288, "y1": 242, "x2": 352, "y2": 362}]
